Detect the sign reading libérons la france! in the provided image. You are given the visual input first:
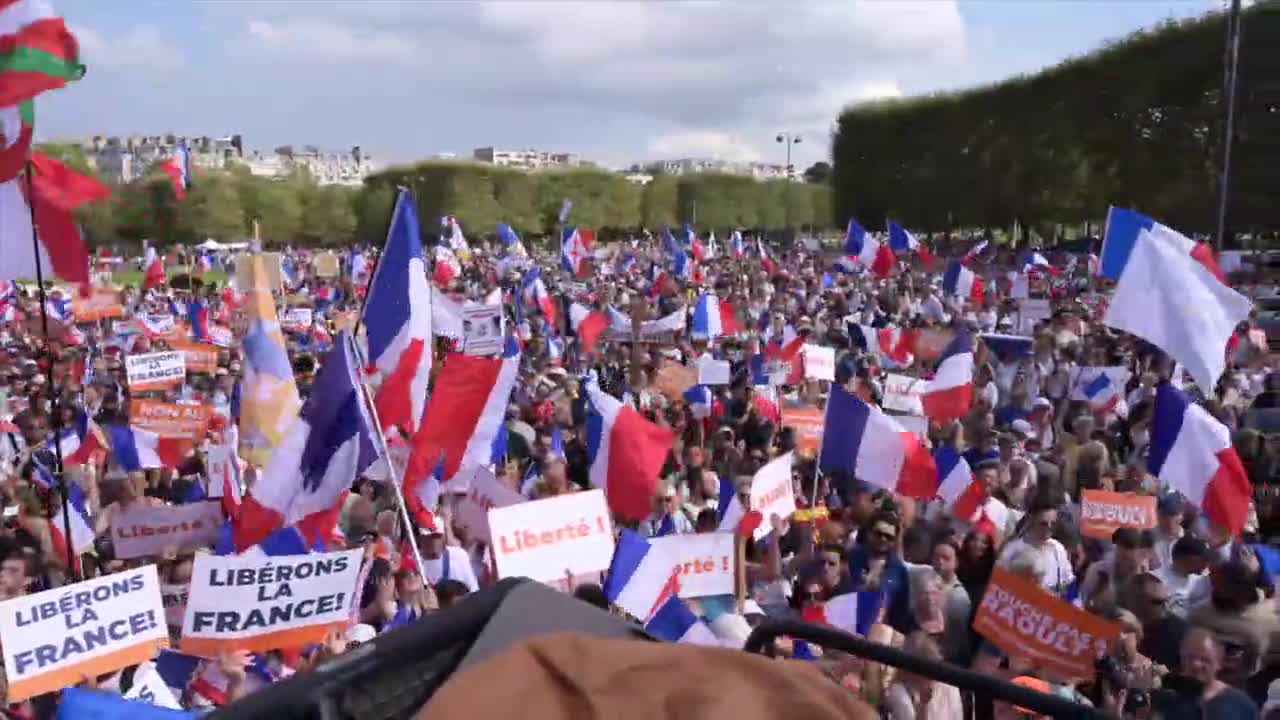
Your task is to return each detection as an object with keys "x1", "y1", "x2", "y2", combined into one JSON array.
[{"x1": 0, "y1": 566, "x2": 168, "y2": 702}]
